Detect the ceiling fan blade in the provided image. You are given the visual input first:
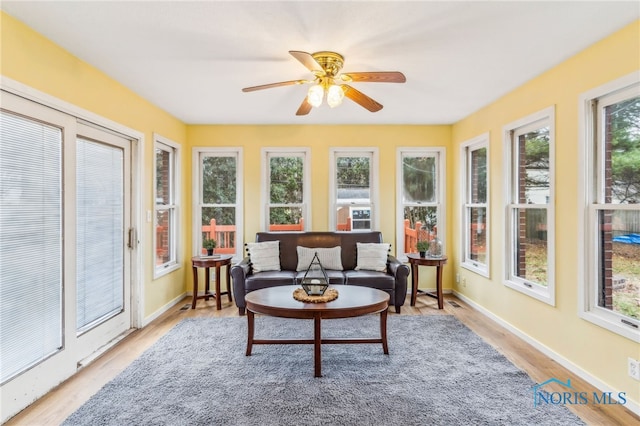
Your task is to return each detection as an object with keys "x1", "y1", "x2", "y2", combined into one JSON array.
[
  {"x1": 341, "y1": 71, "x2": 406, "y2": 83},
  {"x1": 242, "y1": 80, "x2": 305, "y2": 92},
  {"x1": 342, "y1": 85, "x2": 383, "y2": 112},
  {"x1": 296, "y1": 98, "x2": 312, "y2": 116},
  {"x1": 289, "y1": 51, "x2": 323, "y2": 73}
]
